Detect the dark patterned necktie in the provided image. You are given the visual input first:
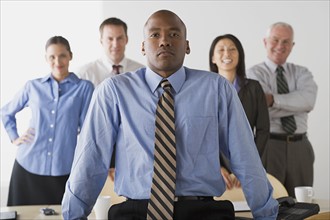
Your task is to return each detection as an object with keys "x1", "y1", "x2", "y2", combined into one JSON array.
[
  {"x1": 147, "y1": 79, "x2": 176, "y2": 220},
  {"x1": 112, "y1": 65, "x2": 121, "y2": 75},
  {"x1": 276, "y1": 66, "x2": 297, "y2": 134}
]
